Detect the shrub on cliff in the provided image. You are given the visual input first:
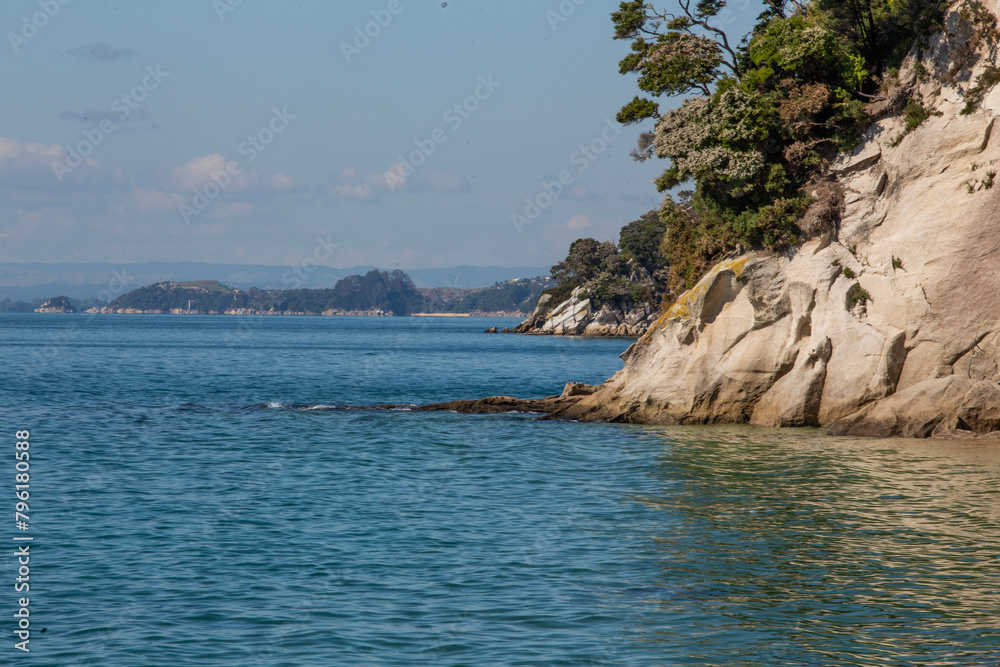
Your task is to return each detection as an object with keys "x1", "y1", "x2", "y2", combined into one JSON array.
[
  {"x1": 549, "y1": 211, "x2": 672, "y2": 309},
  {"x1": 612, "y1": 0, "x2": 949, "y2": 292},
  {"x1": 618, "y1": 210, "x2": 668, "y2": 279}
]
